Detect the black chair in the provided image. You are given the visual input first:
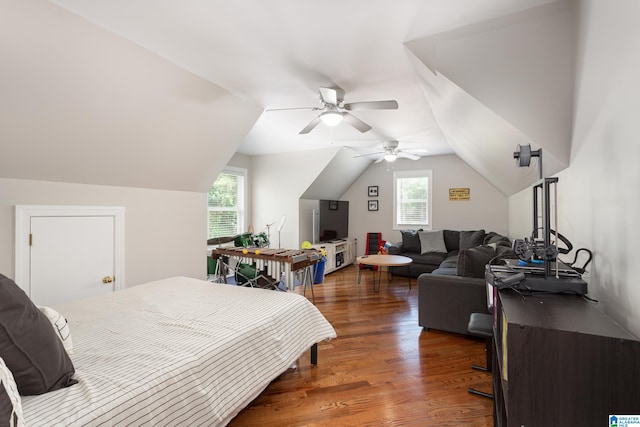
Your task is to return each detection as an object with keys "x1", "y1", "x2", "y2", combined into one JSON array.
[
  {"x1": 359, "y1": 232, "x2": 382, "y2": 270},
  {"x1": 467, "y1": 312, "x2": 494, "y2": 399}
]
